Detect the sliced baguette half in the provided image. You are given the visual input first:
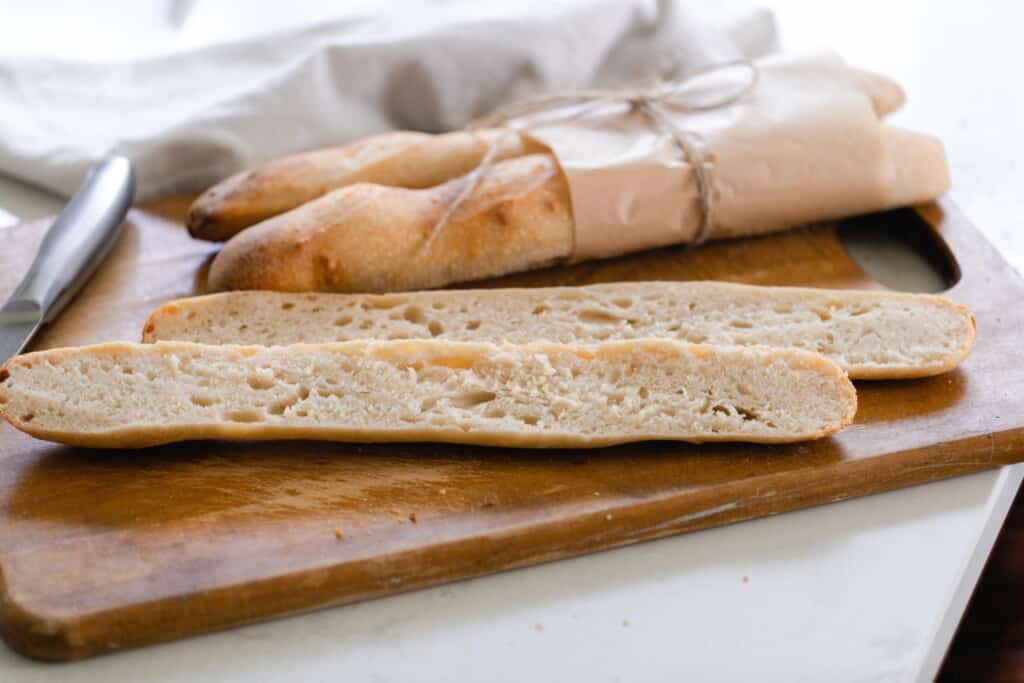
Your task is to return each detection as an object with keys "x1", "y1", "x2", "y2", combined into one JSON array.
[
  {"x1": 143, "y1": 282, "x2": 975, "y2": 380},
  {"x1": 0, "y1": 340, "x2": 856, "y2": 449}
]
